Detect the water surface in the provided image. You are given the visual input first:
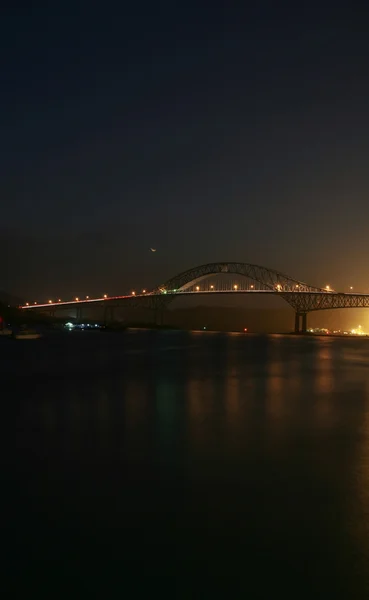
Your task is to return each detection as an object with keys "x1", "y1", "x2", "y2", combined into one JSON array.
[{"x1": 6, "y1": 331, "x2": 369, "y2": 596}]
